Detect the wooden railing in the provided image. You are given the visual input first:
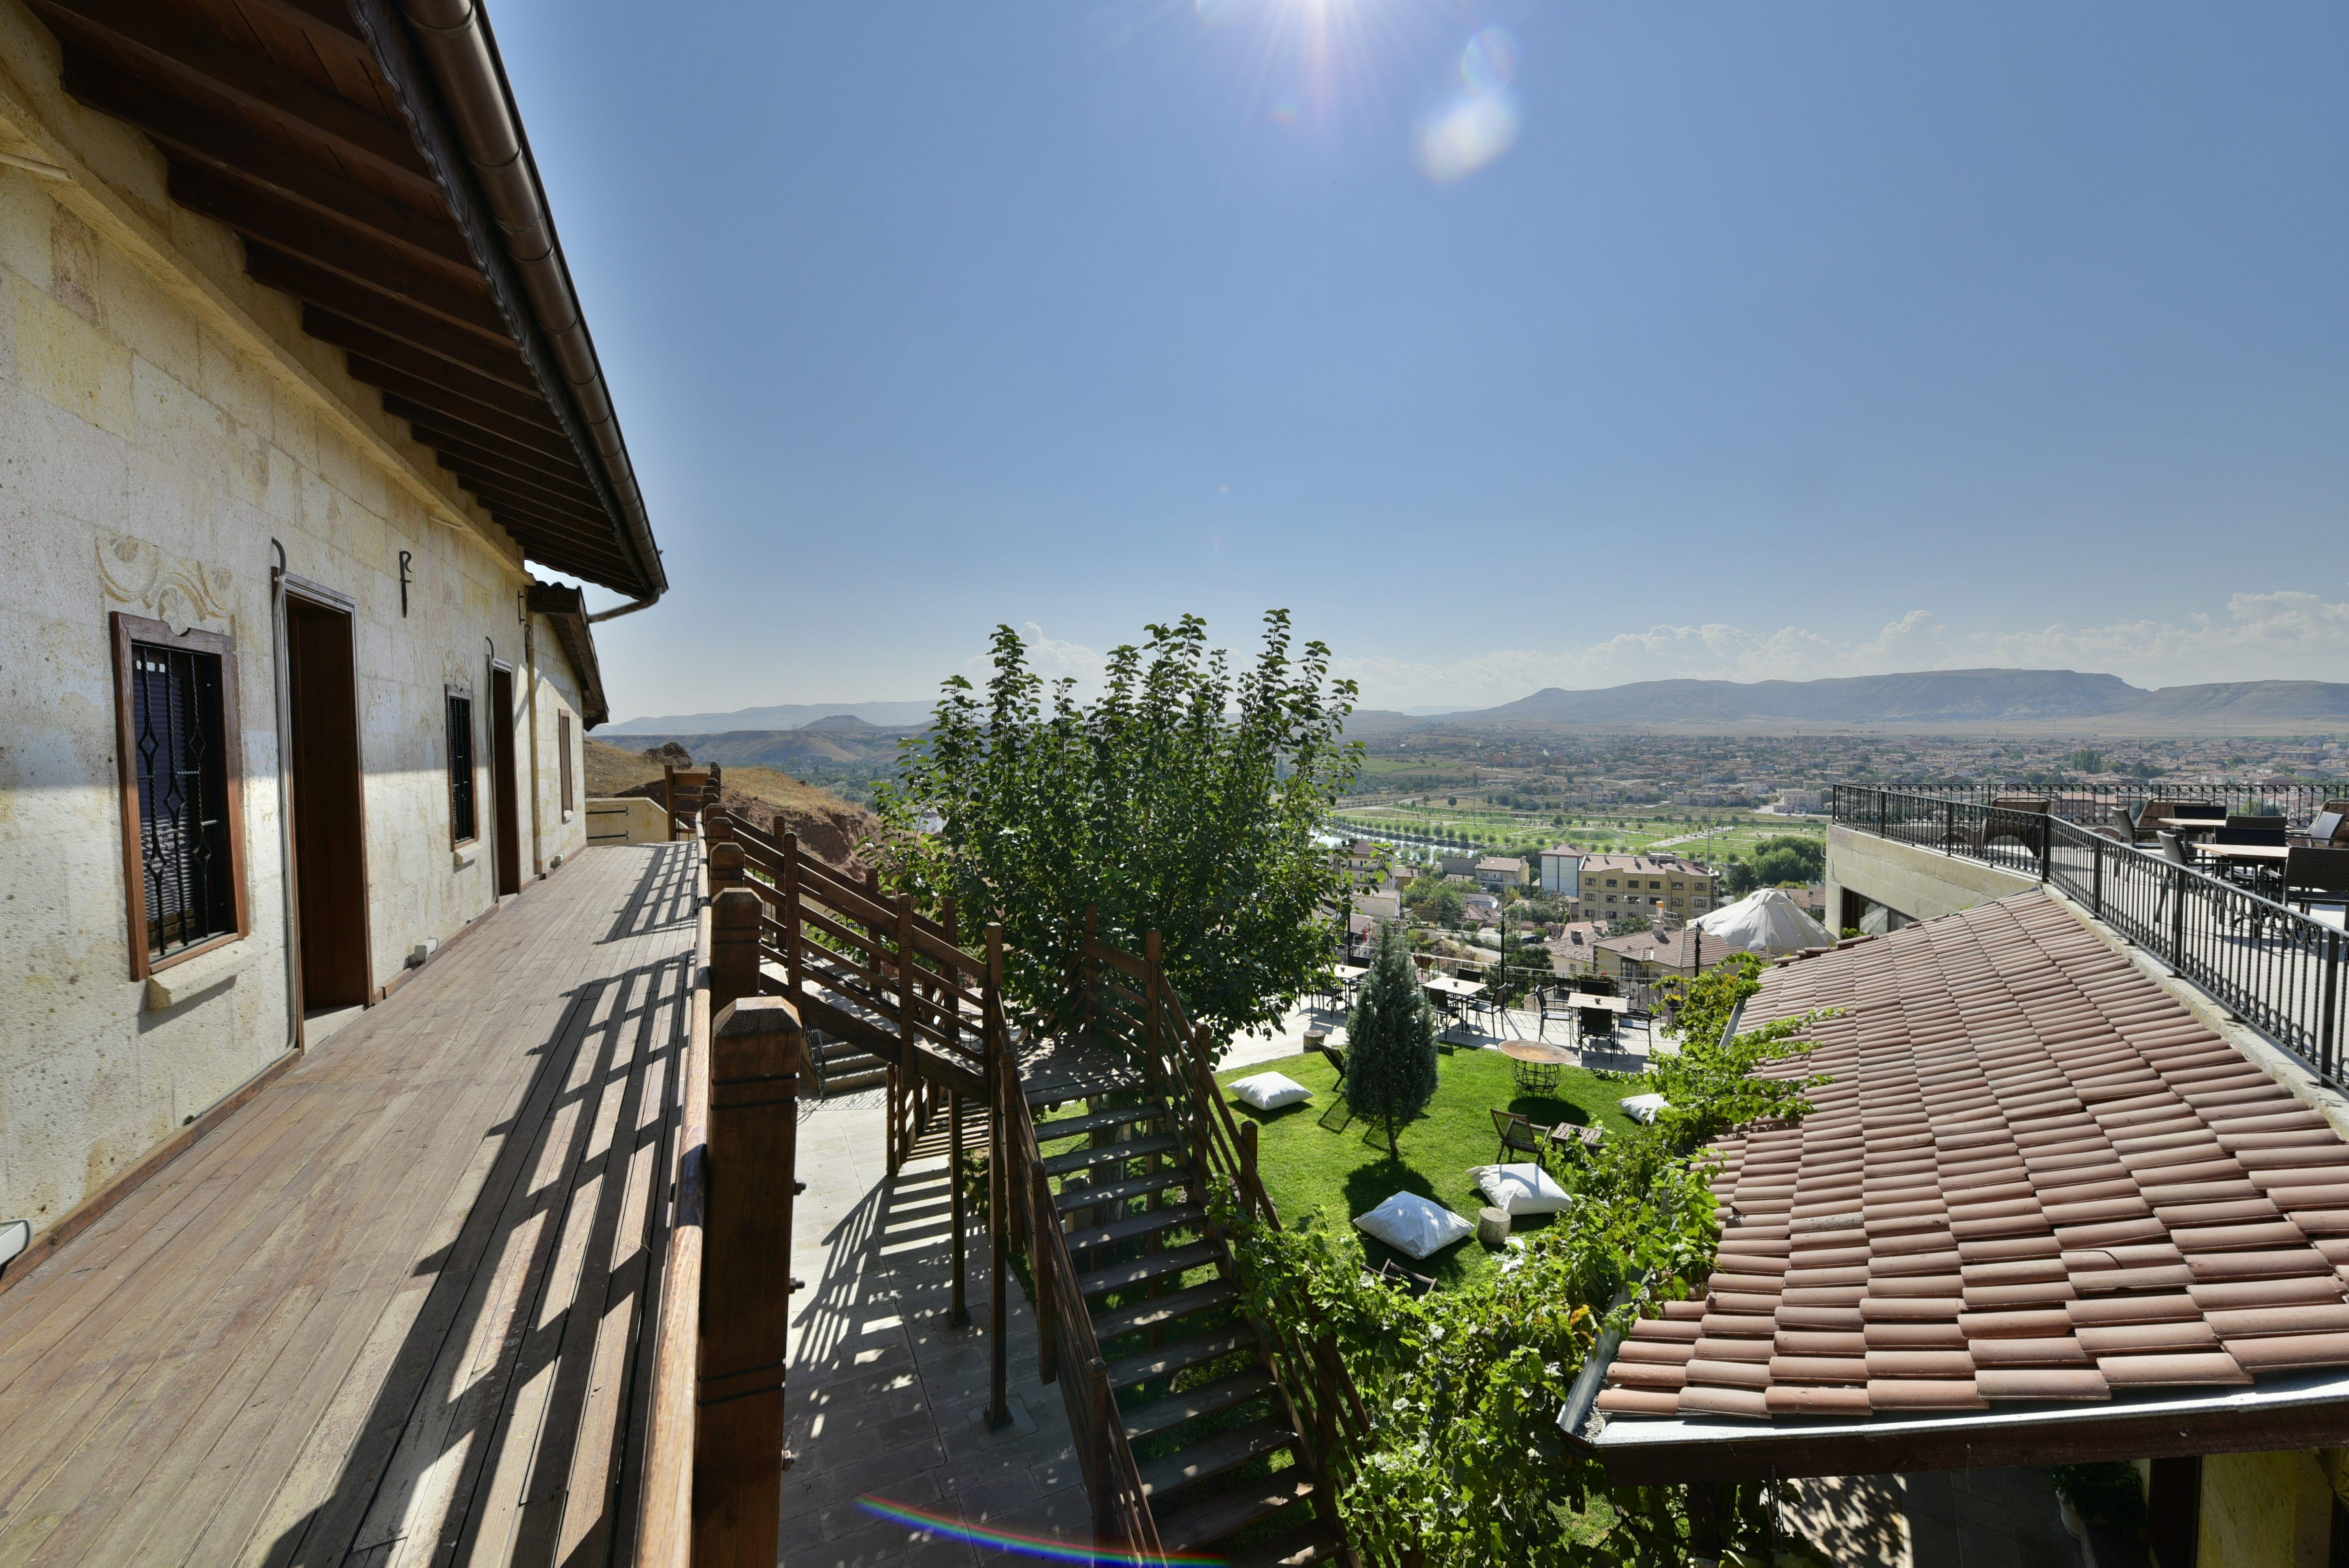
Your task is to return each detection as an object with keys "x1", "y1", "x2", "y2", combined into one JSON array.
[
  {"x1": 634, "y1": 833, "x2": 712, "y2": 1566},
  {"x1": 990, "y1": 981, "x2": 1166, "y2": 1561},
  {"x1": 634, "y1": 819, "x2": 809, "y2": 1568},
  {"x1": 1077, "y1": 926, "x2": 1378, "y2": 1563}
]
